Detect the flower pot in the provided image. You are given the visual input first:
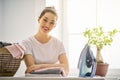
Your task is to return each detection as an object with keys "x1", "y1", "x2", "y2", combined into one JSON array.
[{"x1": 95, "y1": 63, "x2": 109, "y2": 77}]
